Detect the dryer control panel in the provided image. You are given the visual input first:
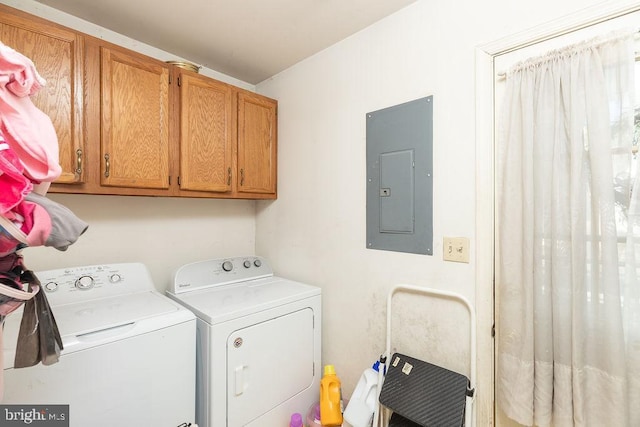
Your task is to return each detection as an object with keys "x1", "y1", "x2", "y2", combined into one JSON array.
[
  {"x1": 36, "y1": 263, "x2": 155, "y2": 306},
  {"x1": 172, "y1": 256, "x2": 273, "y2": 294}
]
